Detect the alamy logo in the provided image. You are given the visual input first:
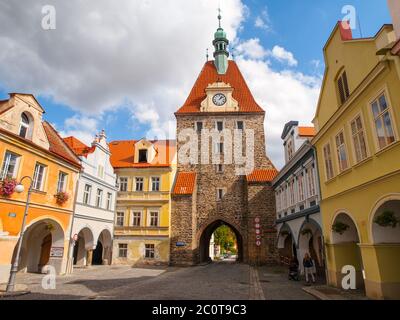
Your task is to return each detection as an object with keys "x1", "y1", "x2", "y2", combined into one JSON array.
[
  {"x1": 341, "y1": 5, "x2": 357, "y2": 30},
  {"x1": 341, "y1": 265, "x2": 356, "y2": 290},
  {"x1": 41, "y1": 5, "x2": 56, "y2": 30},
  {"x1": 41, "y1": 265, "x2": 56, "y2": 290}
]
